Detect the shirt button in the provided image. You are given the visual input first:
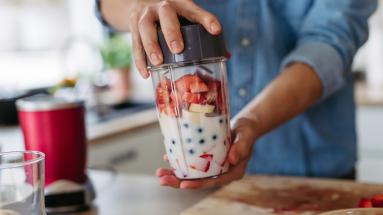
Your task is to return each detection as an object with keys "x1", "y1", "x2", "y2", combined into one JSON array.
[
  {"x1": 241, "y1": 37, "x2": 251, "y2": 47},
  {"x1": 238, "y1": 88, "x2": 247, "y2": 97}
]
